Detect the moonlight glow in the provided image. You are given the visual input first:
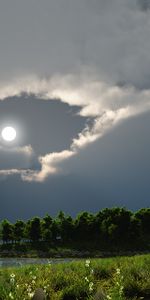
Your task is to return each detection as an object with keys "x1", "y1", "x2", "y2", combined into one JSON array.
[{"x1": 1, "y1": 126, "x2": 16, "y2": 142}]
